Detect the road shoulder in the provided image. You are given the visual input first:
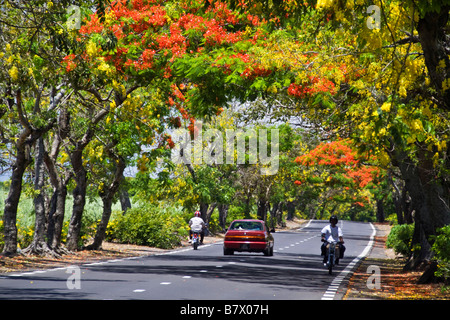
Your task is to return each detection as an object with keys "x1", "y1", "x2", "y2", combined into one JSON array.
[{"x1": 344, "y1": 223, "x2": 450, "y2": 300}]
